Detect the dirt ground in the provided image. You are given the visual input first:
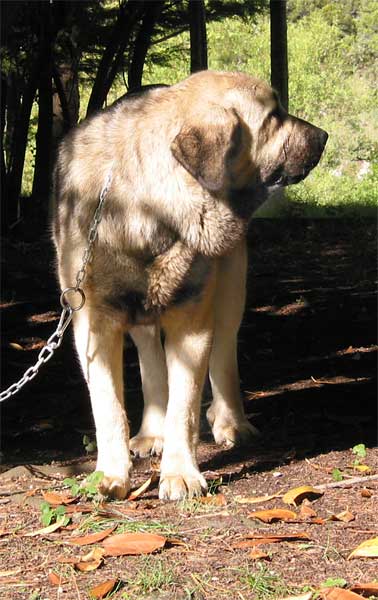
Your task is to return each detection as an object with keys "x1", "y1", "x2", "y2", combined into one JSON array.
[{"x1": 0, "y1": 219, "x2": 377, "y2": 600}]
